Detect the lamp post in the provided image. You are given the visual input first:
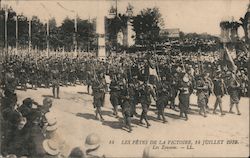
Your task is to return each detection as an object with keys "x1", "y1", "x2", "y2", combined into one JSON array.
[
  {"x1": 4, "y1": 4, "x2": 8, "y2": 57},
  {"x1": 15, "y1": 15, "x2": 18, "y2": 55},
  {"x1": 28, "y1": 17, "x2": 32, "y2": 54},
  {"x1": 46, "y1": 18, "x2": 49, "y2": 56},
  {"x1": 40, "y1": 3, "x2": 52, "y2": 57}
]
